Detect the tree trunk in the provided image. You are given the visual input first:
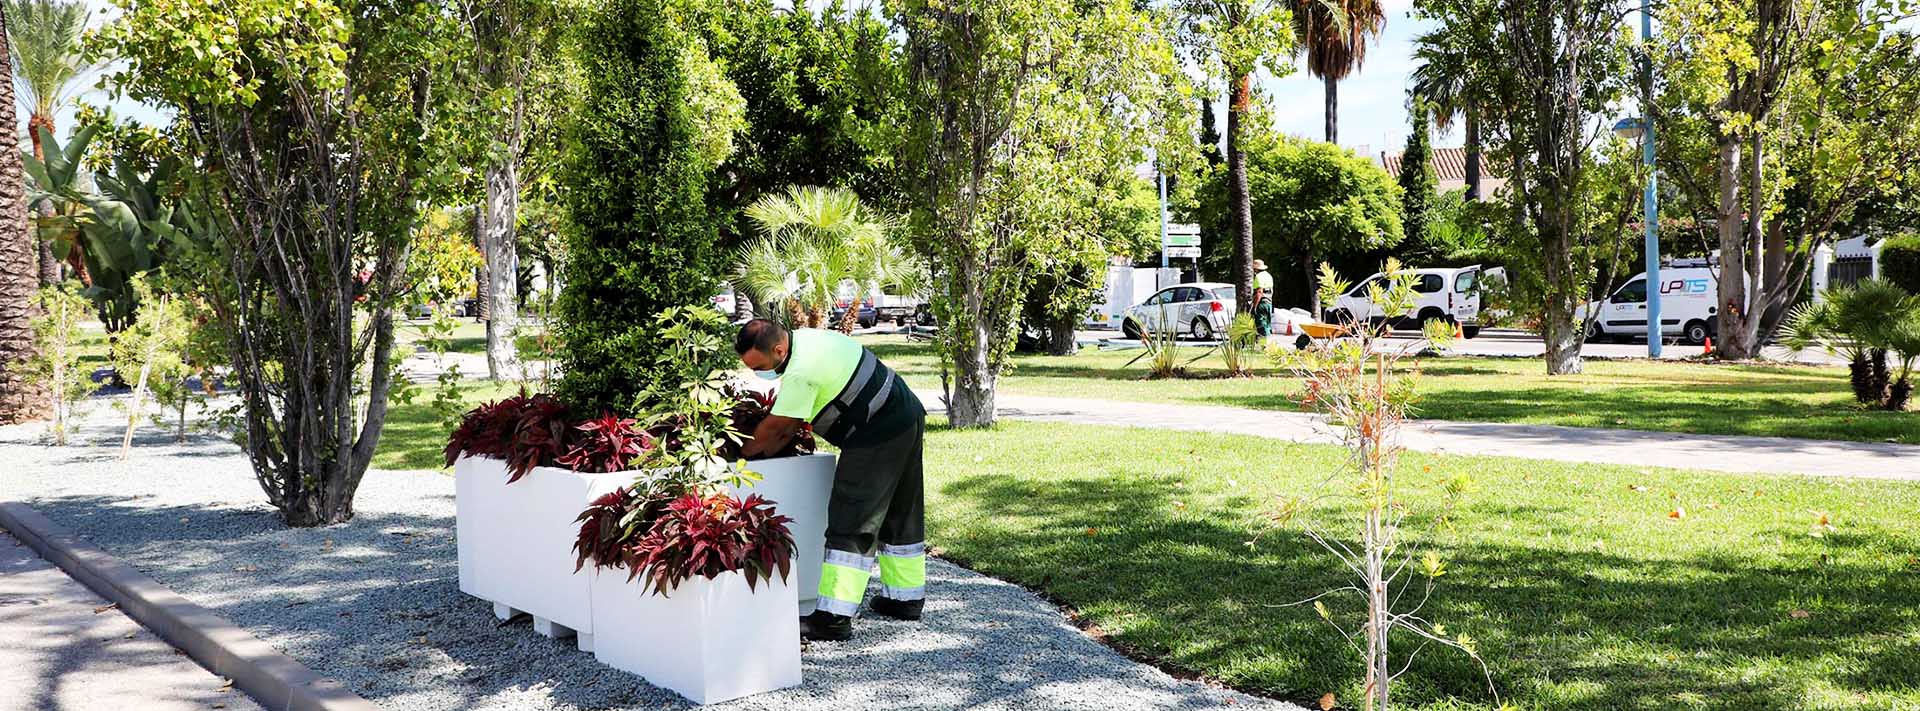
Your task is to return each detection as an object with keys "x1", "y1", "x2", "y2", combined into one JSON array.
[
  {"x1": 1302, "y1": 250, "x2": 1318, "y2": 315},
  {"x1": 1713, "y1": 133, "x2": 1753, "y2": 360},
  {"x1": 1464, "y1": 107, "x2": 1481, "y2": 201},
  {"x1": 28, "y1": 116, "x2": 61, "y2": 287},
  {"x1": 0, "y1": 7, "x2": 47, "y2": 426},
  {"x1": 481, "y1": 157, "x2": 519, "y2": 380},
  {"x1": 1324, "y1": 74, "x2": 1339, "y2": 145},
  {"x1": 1044, "y1": 314, "x2": 1077, "y2": 356},
  {"x1": 947, "y1": 268, "x2": 997, "y2": 428},
  {"x1": 1228, "y1": 72, "x2": 1255, "y2": 311}
]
